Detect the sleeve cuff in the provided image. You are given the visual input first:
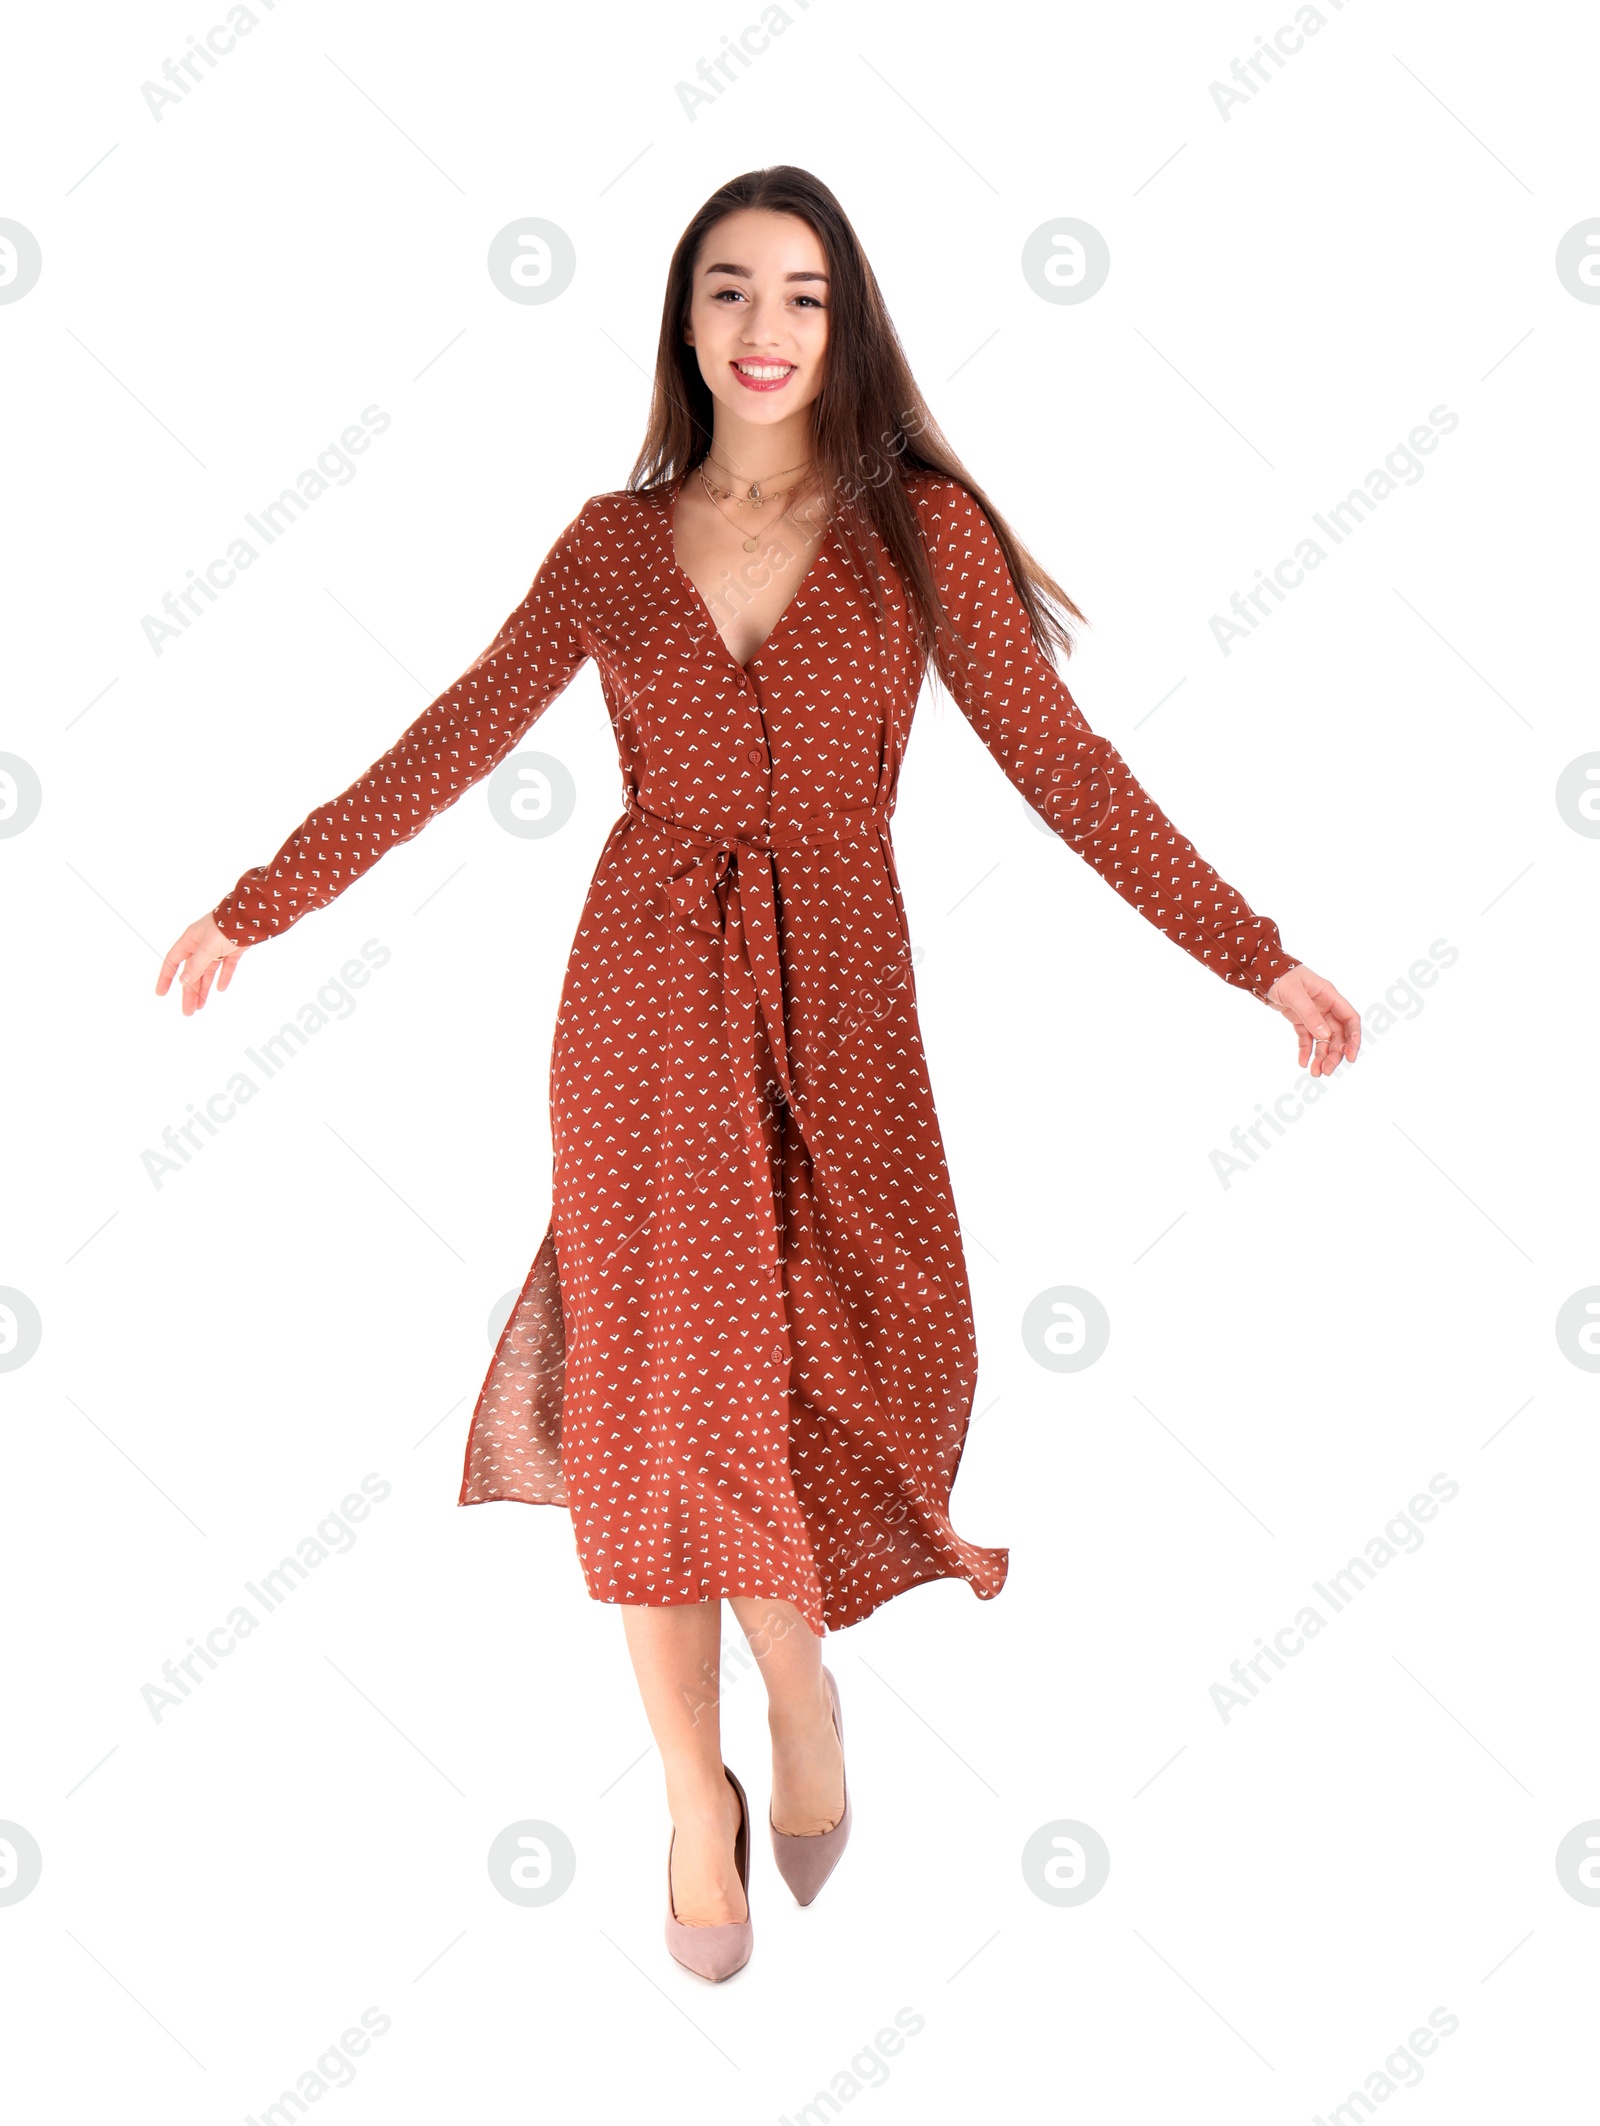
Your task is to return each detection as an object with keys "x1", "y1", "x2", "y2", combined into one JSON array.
[{"x1": 1248, "y1": 943, "x2": 1301, "y2": 1001}]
